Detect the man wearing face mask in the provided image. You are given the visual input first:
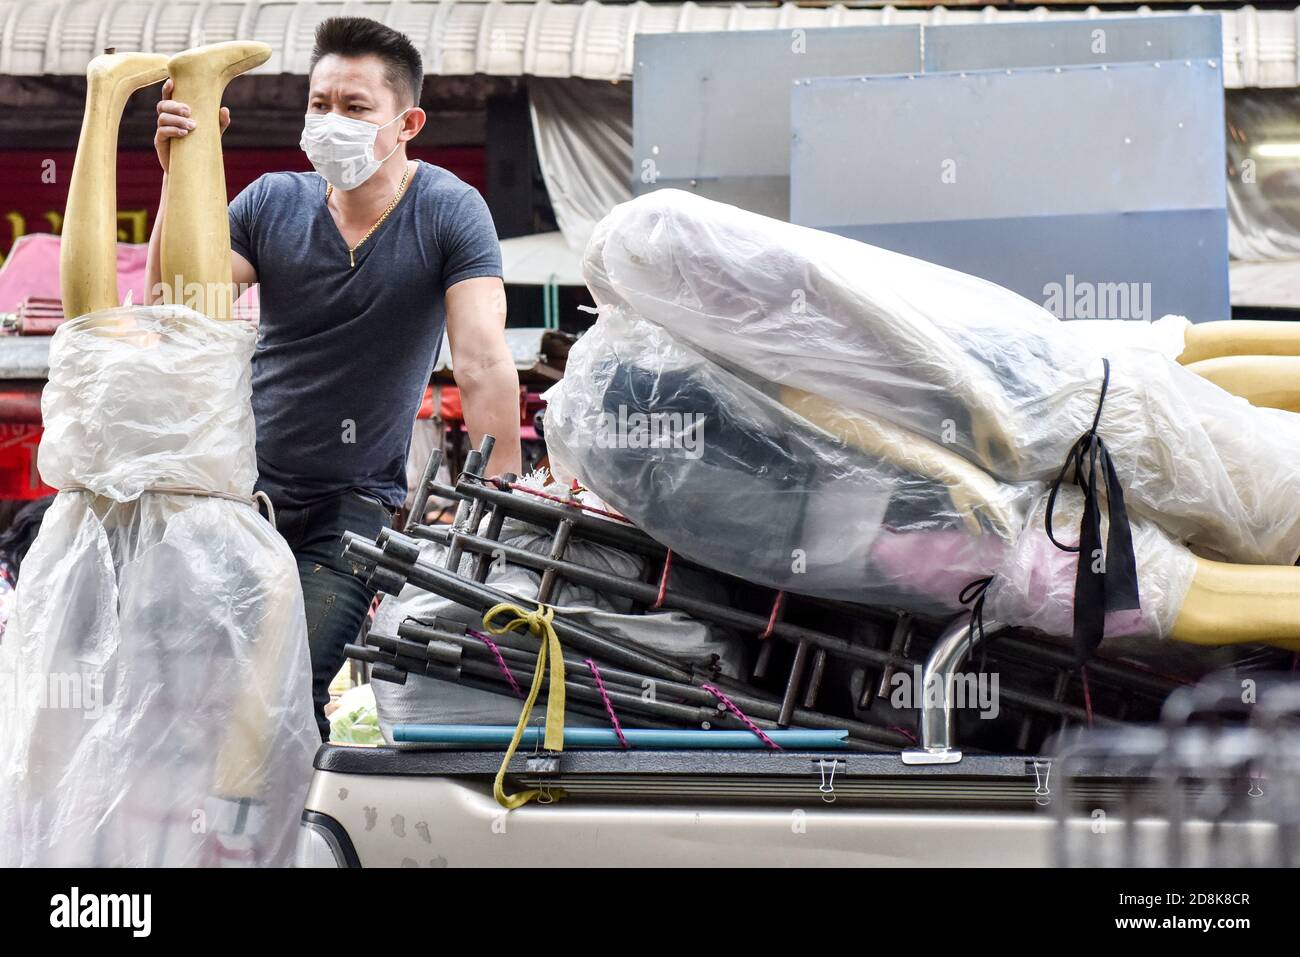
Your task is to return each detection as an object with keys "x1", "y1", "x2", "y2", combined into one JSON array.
[{"x1": 144, "y1": 17, "x2": 522, "y2": 739}]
